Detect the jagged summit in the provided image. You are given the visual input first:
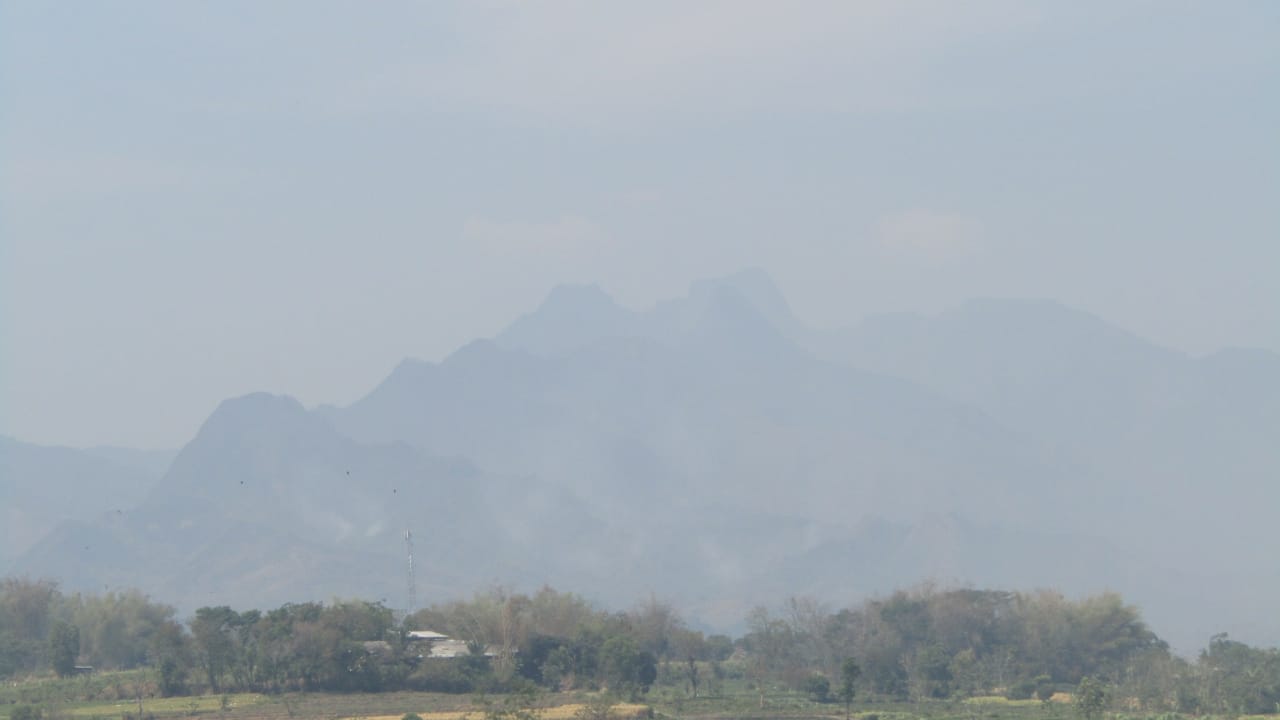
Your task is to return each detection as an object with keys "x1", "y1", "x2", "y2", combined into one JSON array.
[
  {"x1": 495, "y1": 284, "x2": 636, "y2": 357},
  {"x1": 497, "y1": 268, "x2": 805, "y2": 358}
]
